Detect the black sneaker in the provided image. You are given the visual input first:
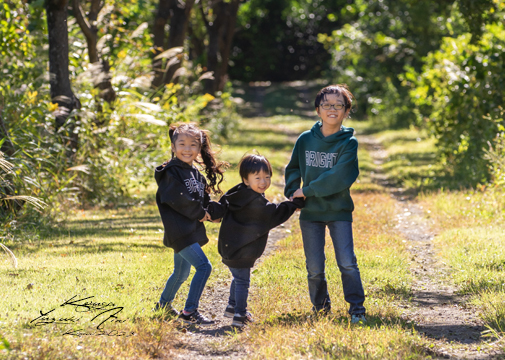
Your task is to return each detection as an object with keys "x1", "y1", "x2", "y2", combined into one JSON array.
[
  {"x1": 224, "y1": 305, "x2": 235, "y2": 318},
  {"x1": 153, "y1": 302, "x2": 179, "y2": 317},
  {"x1": 178, "y1": 310, "x2": 215, "y2": 326},
  {"x1": 231, "y1": 312, "x2": 254, "y2": 328}
]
